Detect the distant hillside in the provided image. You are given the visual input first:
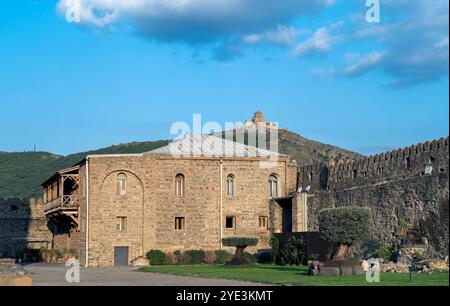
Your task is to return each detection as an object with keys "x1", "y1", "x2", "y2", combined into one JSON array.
[
  {"x1": 0, "y1": 140, "x2": 169, "y2": 199},
  {"x1": 216, "y1": 128, "x2": 362, "y2": 165},
  {"x1": 277, "y1": 129, "x2": 362, "y2": 165},
  {"x1": 0, "y1": 129, "x2": 362, "y2": 199}
]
